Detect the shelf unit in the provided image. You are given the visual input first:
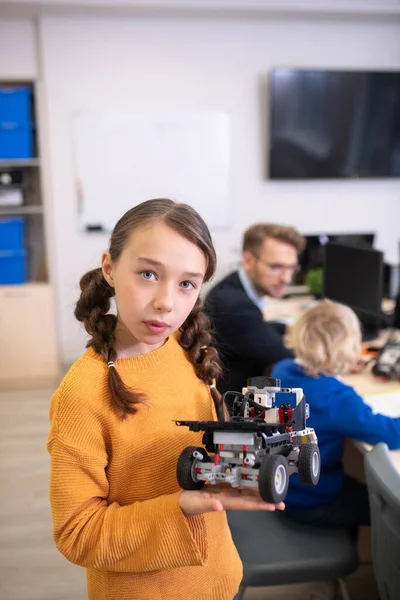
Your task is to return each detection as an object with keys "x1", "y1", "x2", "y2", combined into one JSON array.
[
  {"x1": 0, "y1": 81, "x2": 48, "y2": 282},
  {"x1": 0, "y1": 79, "x2": 59, "y2": 387},
  {"x1": 0, "y1": 205, "x2": 43, "y2": 216},
  {"x1": 0, "y1": 159, "x2": 40, "y2": 167}
]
